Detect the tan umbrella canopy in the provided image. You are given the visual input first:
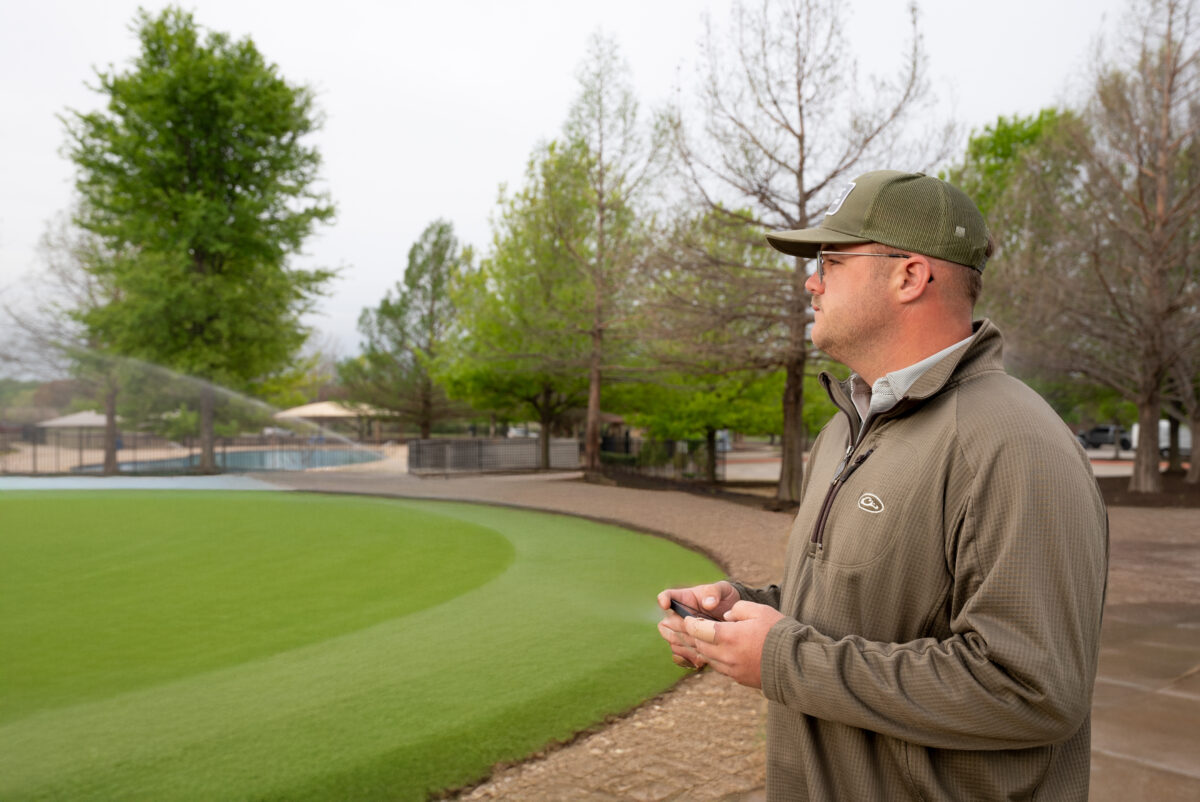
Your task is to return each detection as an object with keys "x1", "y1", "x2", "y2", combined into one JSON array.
[
  {"x1": 273, "y1": 401, "x2": 384, "y2": 420},
  {"x1": 36, "y1": 410, "x2": 114, "y2": 428}
]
